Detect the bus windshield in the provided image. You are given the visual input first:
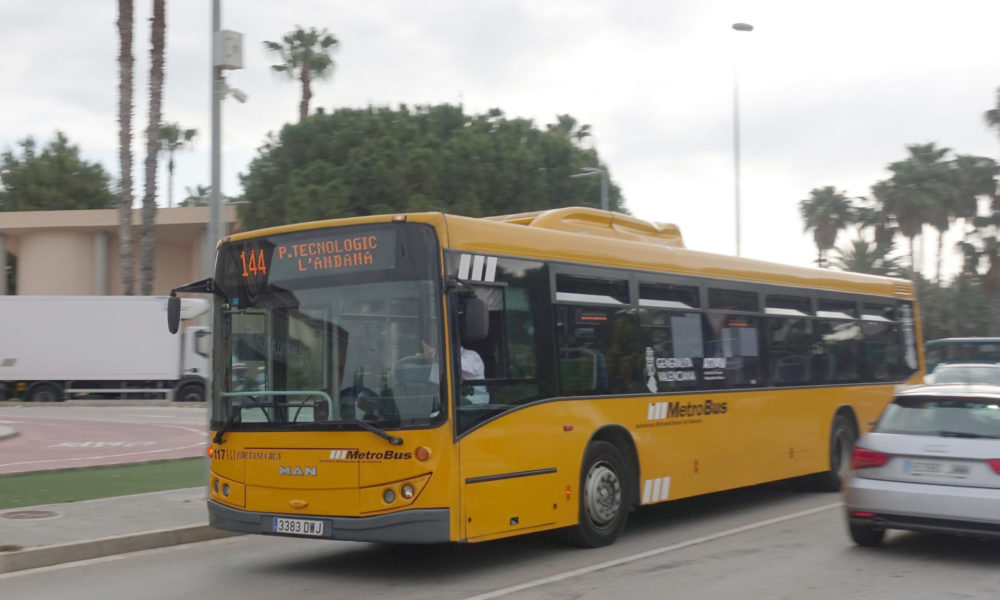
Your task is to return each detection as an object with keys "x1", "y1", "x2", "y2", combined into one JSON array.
[{"x1": 210, "y1": 222, "x2": 445, "y2": 432}]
